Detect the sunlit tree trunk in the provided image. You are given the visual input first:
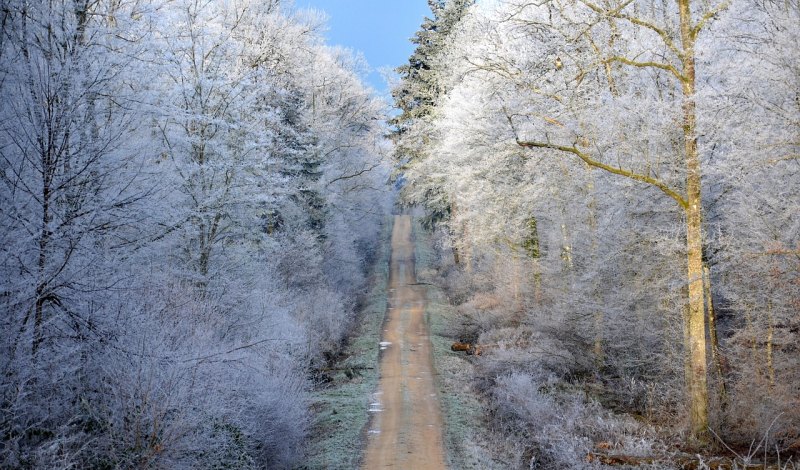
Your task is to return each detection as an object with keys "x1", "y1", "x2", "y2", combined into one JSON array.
[
  {"x1": 678, "y1": 0, "x2": 709, "y2": 441},
  {"x1": 766, "y1": 299, "x2": 775, "y2": 389}
]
